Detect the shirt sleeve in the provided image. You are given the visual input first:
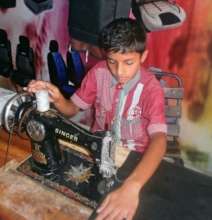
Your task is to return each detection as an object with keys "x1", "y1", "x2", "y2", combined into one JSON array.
[
  {"x1": 145, "y1": 80, "x2": 167, "y2": 135},
  {"x1": 71, "y1": 67, "x2": 97, "y2": 110}
]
